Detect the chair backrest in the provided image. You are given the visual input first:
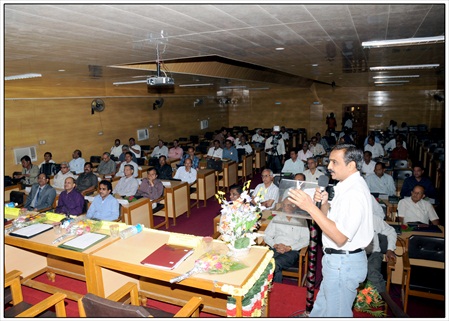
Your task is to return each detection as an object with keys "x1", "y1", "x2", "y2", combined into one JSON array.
[
  {"x1": 394, "y1": 169, "x2": 412, "y2": 180},
  {"x1": 81, "y1": 293, "x2": 151, "y2": 318},
  {"x1": 90, "y1": 156, "x2": 101, "y2": 163},
  {"x1": 393, "y1": 159, "x2": 408, "y2": 169},
  {"x1": 408, "y1": 235, "x2": 444, "y2": 262}
]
